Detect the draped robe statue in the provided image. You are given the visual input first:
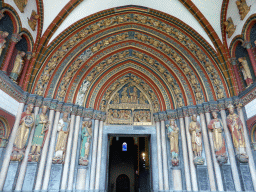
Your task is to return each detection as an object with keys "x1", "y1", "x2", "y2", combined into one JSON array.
[
  {"x1": 9, "y1": 51, "x2": 26, "y2": 82},
  {"x1": 208, "y1": 111, "x2": 228, "y2": 164},
  {"x1": 29, "y1": 106, "x2": 49, "y2": 161},
  {"x1": 167, "y1": 119, "x2": 179, "y2": 166},
  {"x1": 79, "y1": 121, "x2": 92, "y2": 166},
  {"x1": 238, "y1": 57, "x2": 253, "y2": 87},
  {"x1": 11, "y1": 104, "x2": 35, "y2": 161},
  {"x1": 53, "y1": 112, "x2": 70, "y2": 163},
  {"x1": 226, "y1": 104, "x2": 248, "y2": 163},
  {"x1": 0, "y1": 31, "x2": 9, "y2": 57},
  {"x1": 189, "y1": 114, "x2": 204, "y2": 165}
]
